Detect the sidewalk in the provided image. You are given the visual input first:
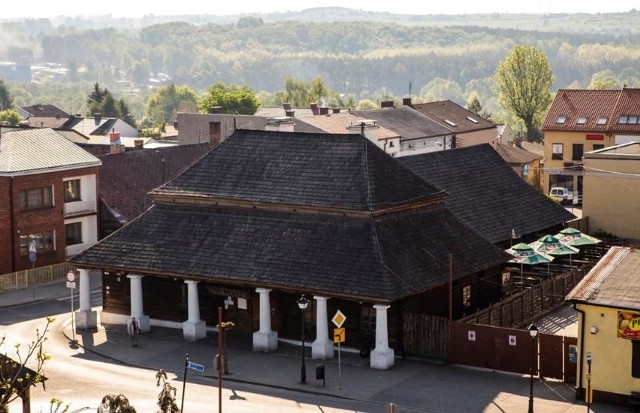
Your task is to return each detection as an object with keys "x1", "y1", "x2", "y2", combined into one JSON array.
[{"x1": 0, "y1": 280, "x2": 630, "y2": 413}]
